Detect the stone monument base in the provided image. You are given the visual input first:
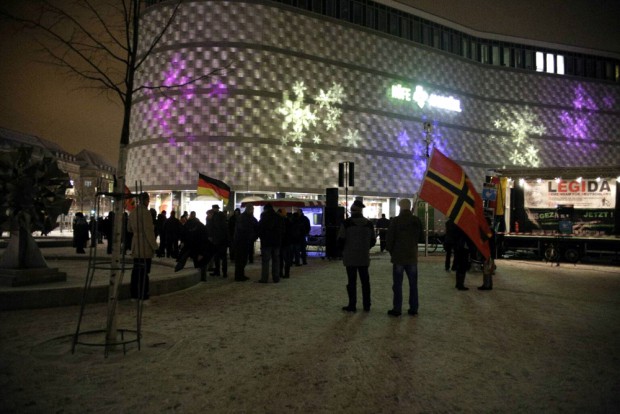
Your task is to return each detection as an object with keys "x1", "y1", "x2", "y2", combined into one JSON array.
[{"x1": 0, "y1": 268, "x2": 67, "y2": 287}]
